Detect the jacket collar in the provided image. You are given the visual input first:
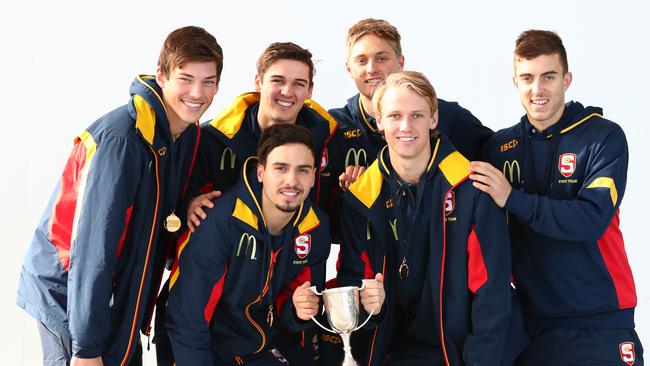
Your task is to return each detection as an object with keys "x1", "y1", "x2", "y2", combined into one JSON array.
[{"x1": 128, "y1": 75, "x2": 181, "y2": 146}]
